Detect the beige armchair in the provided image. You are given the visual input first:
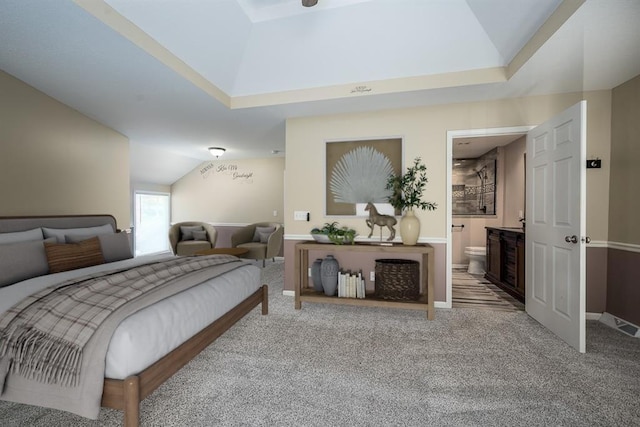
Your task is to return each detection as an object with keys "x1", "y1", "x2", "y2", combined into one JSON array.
[
  {"x1": 231, "y1": 222, "x2": 283, "y2": 267},
  {"x1": 169, "y1": 222, "x2": 217, "y2": 256}
]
